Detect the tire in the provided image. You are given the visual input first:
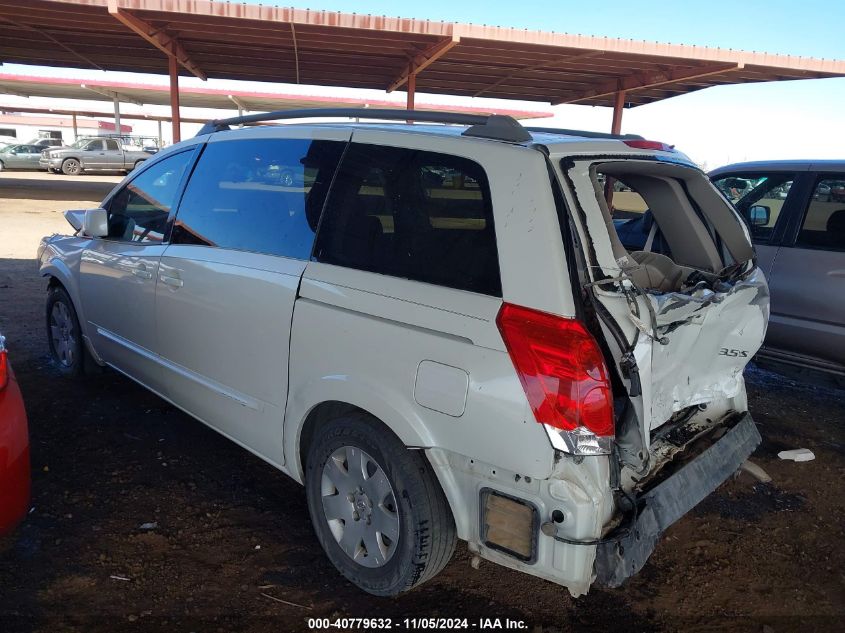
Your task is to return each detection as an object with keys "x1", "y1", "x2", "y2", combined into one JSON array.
[
  {"x1": 61, "y1": 158, "x2": 81, "y2": 176},
  {"x1": 0, "y1": 160, "x2": 5, "y2": 172},
  {"x1": 46, "y1": 285, "x2": 85, "y2": 377},
  {"x1": 305, "y1": 413, "x2": 456, "y2": 596},
  {"x1": 133, "y1": 160, "x2": 145, "y2": 171}
]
